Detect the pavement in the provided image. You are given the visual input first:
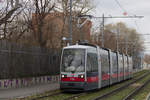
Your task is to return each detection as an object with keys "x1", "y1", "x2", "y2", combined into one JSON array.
[{"x1": 0, "y1": 82, "x2": 59, "y2": 100}]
